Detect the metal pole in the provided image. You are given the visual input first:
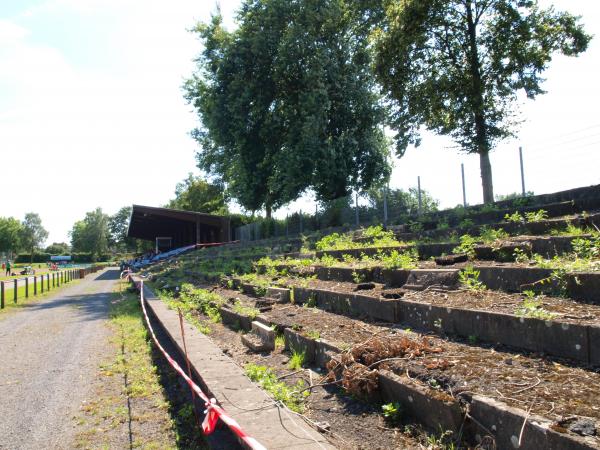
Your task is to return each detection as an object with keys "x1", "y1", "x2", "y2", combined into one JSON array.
[
  {"x1": 355, "y1": 192, "x2": 360, "y2": 227},
  {"x1": 25, "y1": 277, "x2": 29, "y2": 298},
  {"x1": 1, "y1": 282, "x2": 4, "y2": 309},
  {"x1": 417, "y1": 176, "x2": 423, "y2": 215},
  {"x1": 14, "y1": 279, "x2": 18, "y2": 303},
  {"x1": 519, "y1": 146, "x2": 526, "y2": 196},
  {"x1": 47, "y1": 274, "x2": 50, "y2": 290},
  {"x1": 34, "y1": 276, "x2": 37, "y2": 295},
  {"x1": 461, "y1": 163, "x2": 467, "y2": 207},
  {"x1": 383, "y1": 185, "x2": 388, "y2": 228}
]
